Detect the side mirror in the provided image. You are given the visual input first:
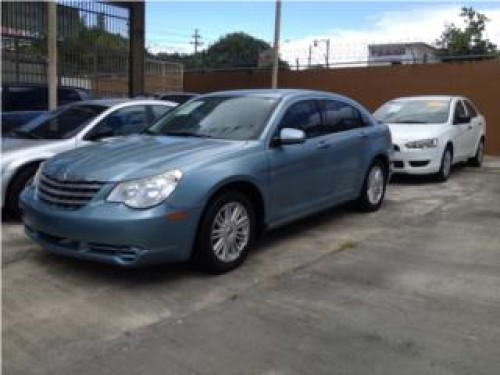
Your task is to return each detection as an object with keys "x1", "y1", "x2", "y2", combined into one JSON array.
[
  {"x1": 272, "y1": 128, "x2": 306, "y2": 147},
  {"x1": 86, "y1": 127, "x2": 114, "y2": 141},
  {"x1": 454, "y1": 115, "x2": 470, "y2": 125}
]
